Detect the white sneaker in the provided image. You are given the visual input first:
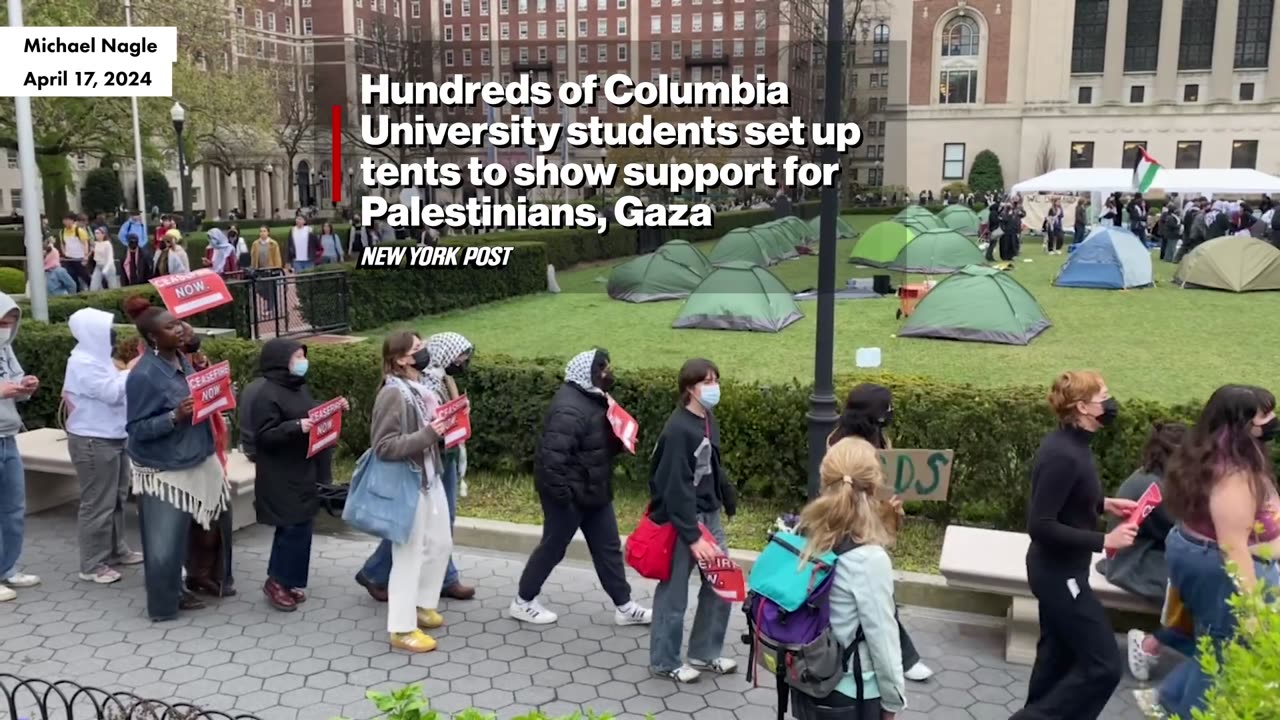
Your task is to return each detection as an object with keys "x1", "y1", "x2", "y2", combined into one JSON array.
[
  {"x1": 904, "y1": 661, "x2": 934, "y2": 681},
  {"x1": 3, "y1": 572, "x2": 40, "y2": 588},
  {"x1": 690, "y1": 657, "x2": 738, "y2": 675},
  {"x1": 1133, "y1": 688, "x2": 1166, "y2": 718},
  {"x1": 508, "y1": 597, "x2": 558, "y2": 625},
  {"x1": 654, "y1": 664, "x2": 701, "y2": 683},
  {"x1": 78, "y1": 566, "x2": 122, "y2": 585},
  {"x1": 0, "y1": 585, "x2": 14, "y2": 601},
  {"x1": 1128, "y1": 628, "x2": 1154, "y2": 681},
  {"x1": 614, "y1": 602, "x2": 652, "y2": 626}
]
